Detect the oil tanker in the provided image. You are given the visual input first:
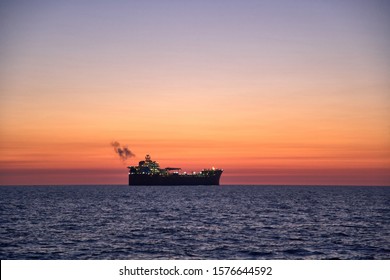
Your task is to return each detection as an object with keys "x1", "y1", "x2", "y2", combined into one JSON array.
[{"x1": 128, "y1": 155, "x2": 223, "y2": 185}]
